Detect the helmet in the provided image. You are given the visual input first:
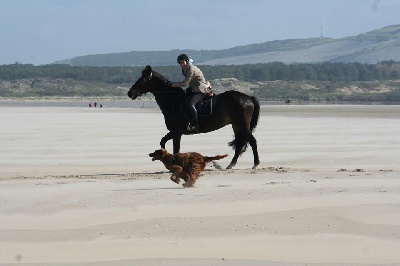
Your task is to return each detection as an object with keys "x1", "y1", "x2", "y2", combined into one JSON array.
[{"x1": 177, "y1": 54, "x2": 189, "y2": 64}]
